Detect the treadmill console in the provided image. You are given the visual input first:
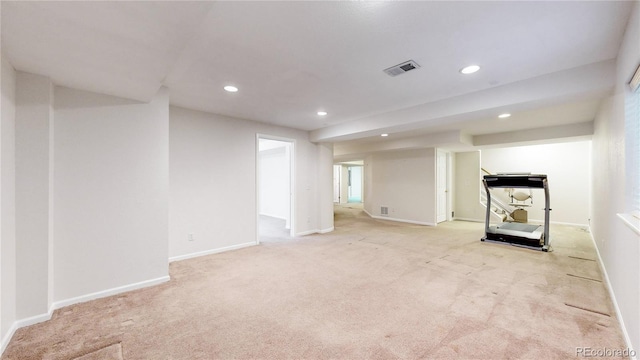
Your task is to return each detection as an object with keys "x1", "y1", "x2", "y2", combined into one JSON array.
[{"x1": 483, "y1": 174, "x2": 547, "y2": 189}]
